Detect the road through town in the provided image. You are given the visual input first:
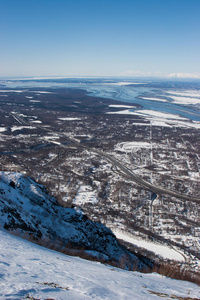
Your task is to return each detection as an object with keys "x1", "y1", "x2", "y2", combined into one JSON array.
[{"x1": 67, "y1": 136, "x2": 200, "y2": 203}]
